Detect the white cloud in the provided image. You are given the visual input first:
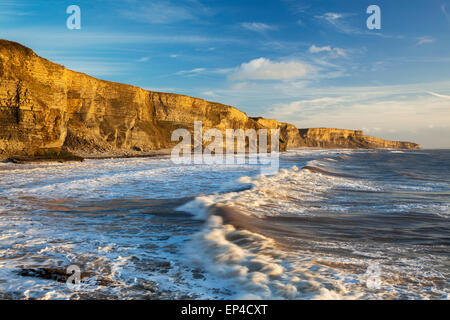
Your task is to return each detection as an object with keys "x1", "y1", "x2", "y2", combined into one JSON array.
[
  {"x1": 309, "y1": 45, "x2": 332, "y2": 53},
  {"x1": 137, "y1": 57, "x2": 149, "y2": 62},
  {"x1": 321, "y1": 12, "x2": 343, "y2": 21},
  {"x1": 315, "y1": 12, "x2": 360, "y2": 35},
  {"x1": 202, "y1": 90, "x2": 219, "y2": 98},
  {"x1": 309, "y1": 45, "x2": 347, "y2": 57},
  {"x1": 315, "y1": 12, "x2": 344, "y2": 27},
  {"x1": 417, "y1": 36, "x2": 435, "y2": 45},
  {"x1": 176, "y1": 68, "x2": 206, "y2": 76},
  {"x1": 229, "y1": 58, "x2": 312, "y2": 81},
  {"x1": 241, "y1": 22, "x2": 277, "y2": 33}
]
